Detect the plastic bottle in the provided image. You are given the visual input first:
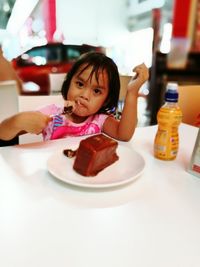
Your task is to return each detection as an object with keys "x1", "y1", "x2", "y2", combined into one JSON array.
[{"x1": 154, "y1": 82, "x2": 182, "y2": 160}]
